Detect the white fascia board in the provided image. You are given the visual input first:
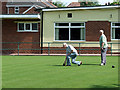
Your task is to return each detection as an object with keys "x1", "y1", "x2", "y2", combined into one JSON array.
[
  {"x1": 0, "y1": 15, "x2": 40, "y2": 19},
  {"x1": 42, "y1": 5, "x2": 120, "y2": 11},
  {"x1": 6, "y1": 5, "x2": 32, "y2": 7},
  {"x1": 22, "y1": 5, "x2": 44, "y2": 14}
]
